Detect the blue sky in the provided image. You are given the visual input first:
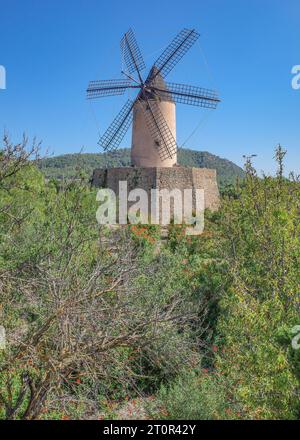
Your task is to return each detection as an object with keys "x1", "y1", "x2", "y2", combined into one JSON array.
[{"x1": 0, "y1": 0, "x2": 299, "y2": 174}]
